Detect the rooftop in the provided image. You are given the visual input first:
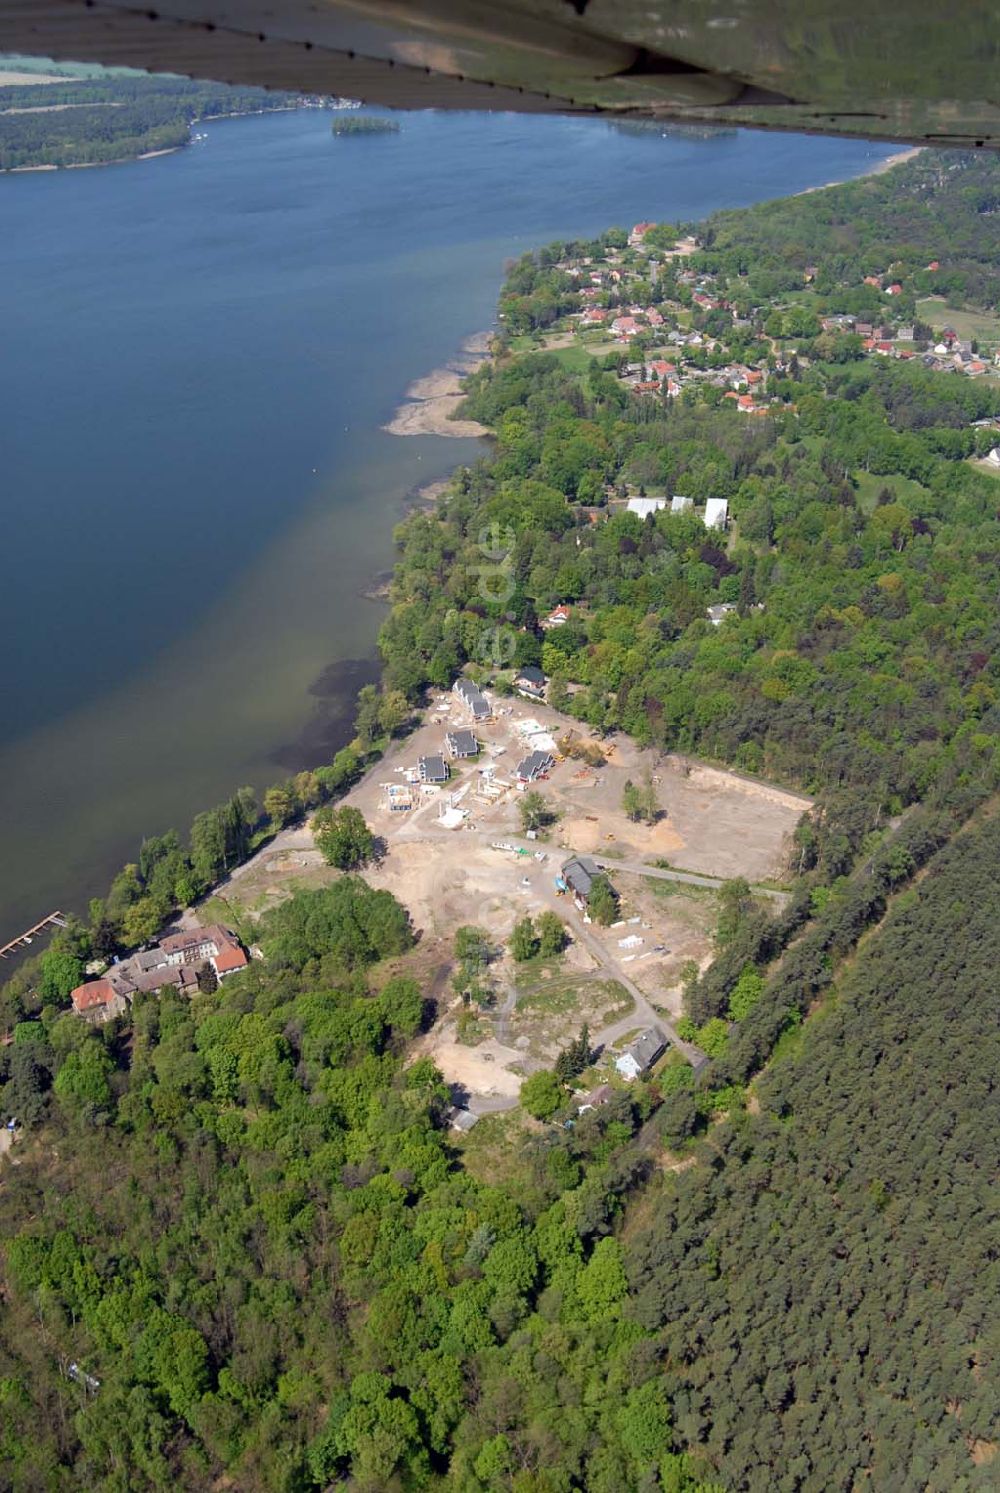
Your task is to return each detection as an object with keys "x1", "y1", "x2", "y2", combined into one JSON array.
[
  {"x1": 621, "y1": 1026, "x2": 668, "y2": 1071},
  {"x1": 445, "y1": 728, "x2": 479, "y2": 754},
  {"x1": 517, "y1": 749, "x2": 554, "y2": 779},
  {"x1": 562, "y1": 854, "x2": 600, "y2": 896},
  {"x1": 70, "y1": 978, "x2": 119, "y2": 1013}
]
